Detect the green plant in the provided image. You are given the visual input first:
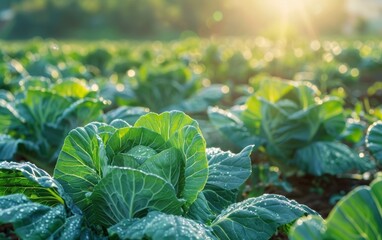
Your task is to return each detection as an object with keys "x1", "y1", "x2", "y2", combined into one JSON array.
[
  {"x1": 0, "y1": 111, "x2": 316, "y2": 239},
  {"x1": 366, "y1": 121, "x2": 382, "y2": 165},
  {"x1": 307, "y1": 61, "x2": 359, "y2": 94},
  {"x1": 248, "y1": 163, "x2": 293, "y2": 197},
  {"x1": 209, "y1": 77, "x2": 372, "y2": 175},
  {"x1": 83, "y1": 48, "x2": 112, "y2": 74},
  {"x1": 0, "y1": 162, "x2": 96, "y2": 239},
  {"x1": 288, "y1": 175, "x2": 382, "y2": 239},
  {"x1": 0, "y1": 77, "x2": 107, "y2": 167},
  {"x1": 202, "y1": 47, "x2": 254, "y2": 84},
  {"x1": 126, "y1": 62, "x2": 227, "y2": 113}
]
